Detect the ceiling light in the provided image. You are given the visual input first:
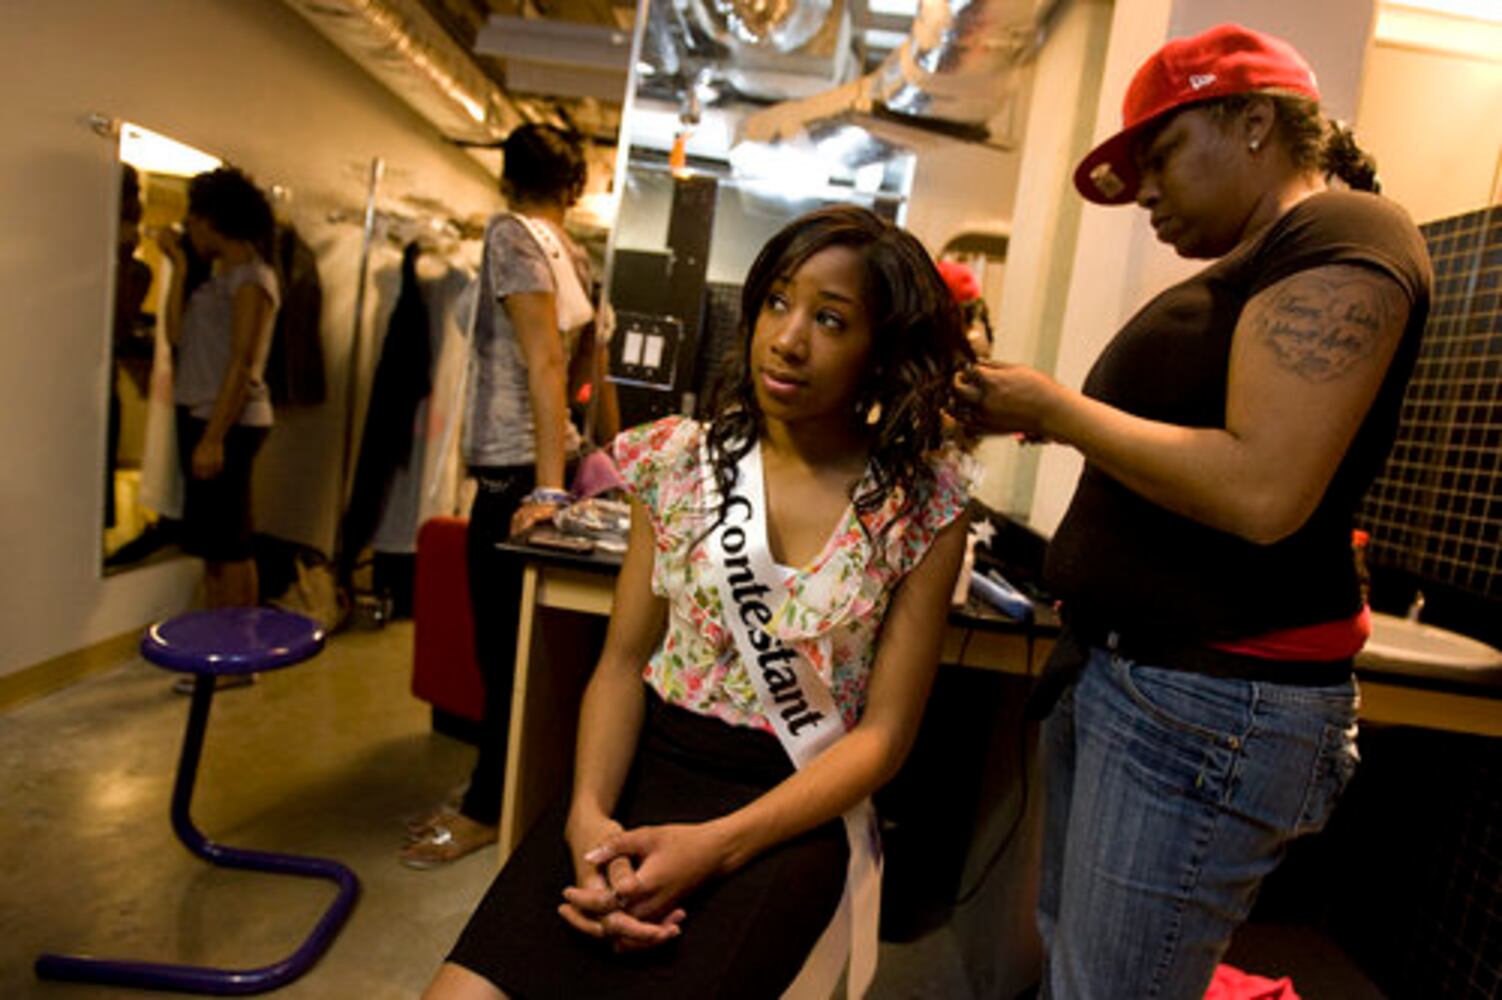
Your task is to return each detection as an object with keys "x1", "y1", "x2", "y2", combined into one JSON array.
[
  {"x1": 1386, "y1": 0, "x2": 1502, "y2": 21},
  {"x1": 118, "y1": 123, "x2": 221, "y2": 177}
]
